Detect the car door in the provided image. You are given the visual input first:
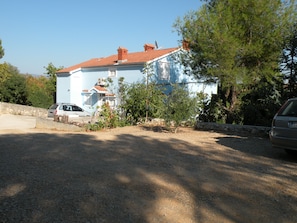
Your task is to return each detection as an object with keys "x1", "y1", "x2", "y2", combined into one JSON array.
[{"x1": 71, "y1": 105, "x2": 89, "y2": 116}]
